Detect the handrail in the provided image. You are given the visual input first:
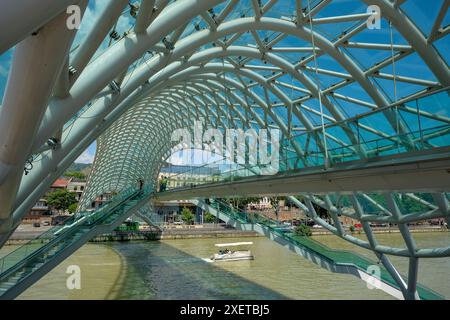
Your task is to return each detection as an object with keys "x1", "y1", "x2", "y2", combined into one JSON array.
[
  {"x1": 0, "y1": 187, "x2": 141, "y2": 279},
  {"x1": 157, "y1": 122, "x2": 450, "y2": 193},
  {"x1": 155, "y1": 88, "x2": 450, "y2": 192}
]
